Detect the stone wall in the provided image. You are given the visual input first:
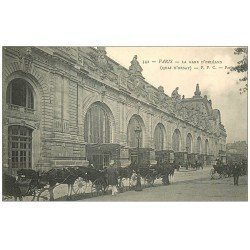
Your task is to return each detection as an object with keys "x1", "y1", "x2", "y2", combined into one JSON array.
[{"x1": 2, "y1": 46, "x2": 227, "y2": 171}]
